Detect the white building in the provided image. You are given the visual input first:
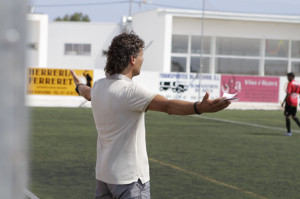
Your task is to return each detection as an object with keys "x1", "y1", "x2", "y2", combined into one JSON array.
[
  {"x1": 27, "y1": 14, "x2": 121, "y2": 69},
  {"x1": 27, "y1": 13, "x2": 48, "y2": 67},
  {"x1": 28, "y1": 9, "x2": 300, "y2": 76},
  {"x1": 47, "y1": 22, "x2": 120, "y2": 69},
  {"x1": 133, "y1": 9, "x2": 300, "y2": 76},
  {"x1": 26, "y1": 9, "x2": 300, "y2": 109}
]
